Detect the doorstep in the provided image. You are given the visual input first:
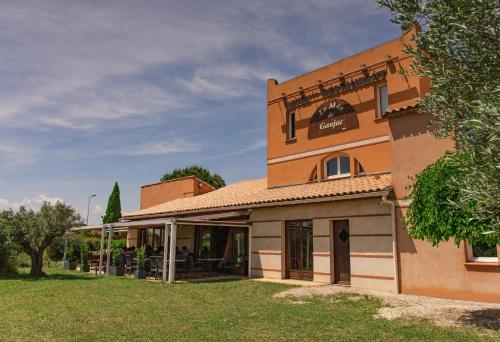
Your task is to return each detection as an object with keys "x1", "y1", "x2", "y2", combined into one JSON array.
[{"x1": 251, "y1": 278, "x2": 328, "y2": 287}]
